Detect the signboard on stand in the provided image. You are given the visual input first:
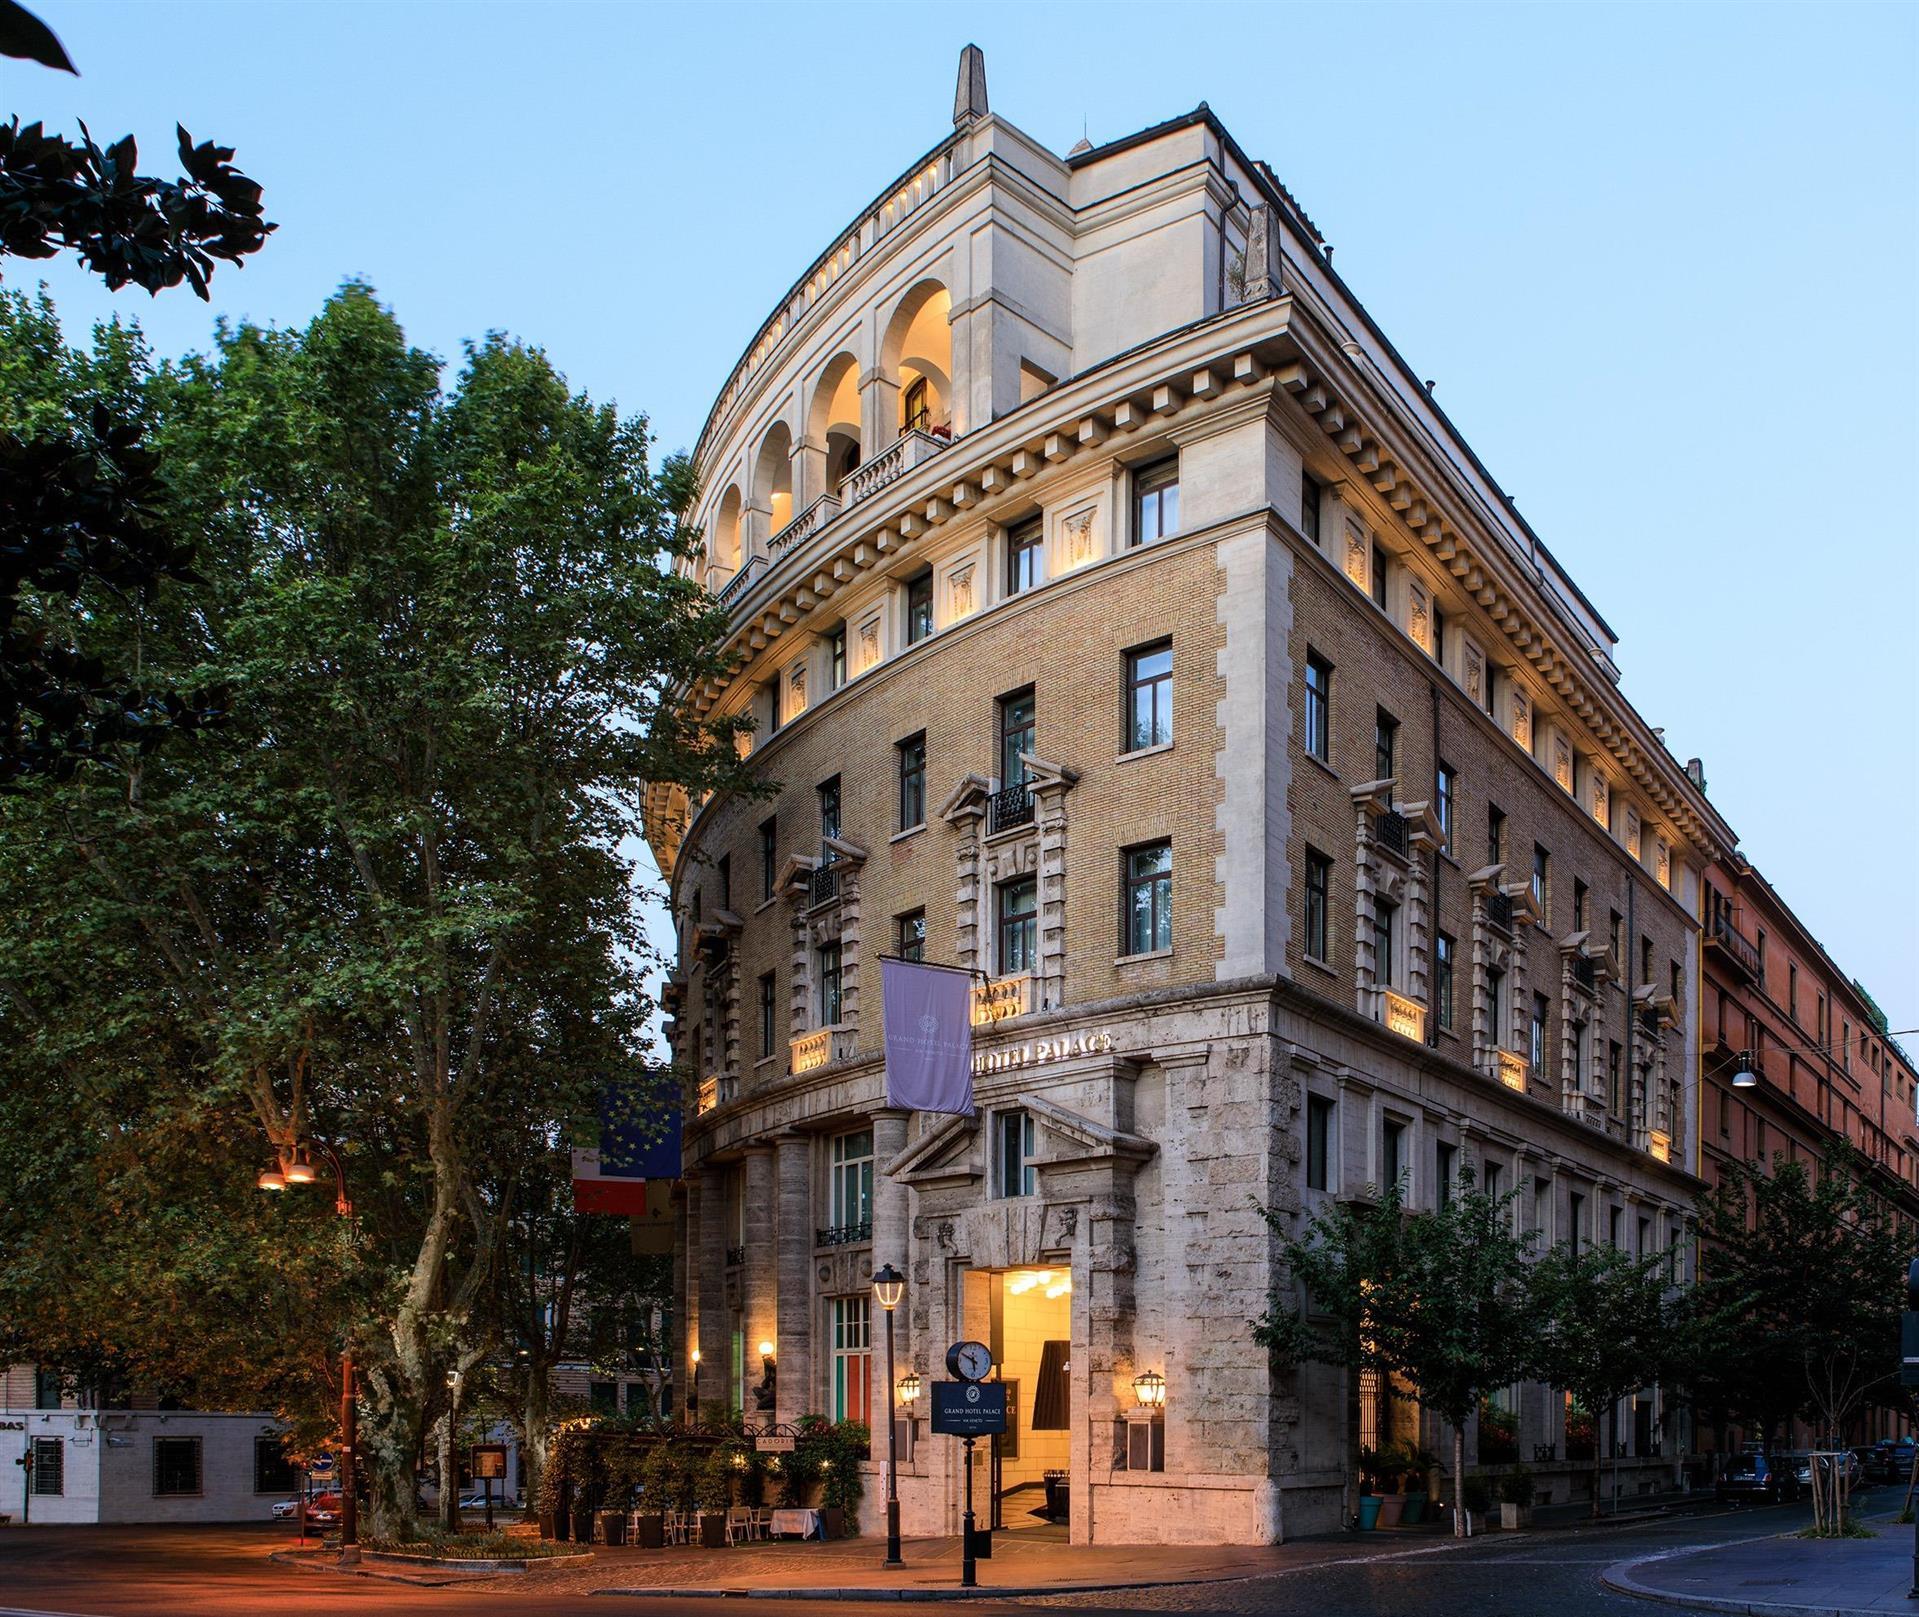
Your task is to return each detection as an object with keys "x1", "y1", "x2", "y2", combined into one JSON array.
[{"x1": 931, "y1": 1381, "x2": 1008, "y2": 1437}]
